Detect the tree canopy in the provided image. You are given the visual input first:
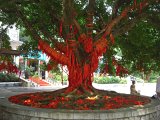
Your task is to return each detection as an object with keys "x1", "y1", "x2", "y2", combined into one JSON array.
[{"x1": 0, "y1": 0, "x2": 160, "y2": 76}]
